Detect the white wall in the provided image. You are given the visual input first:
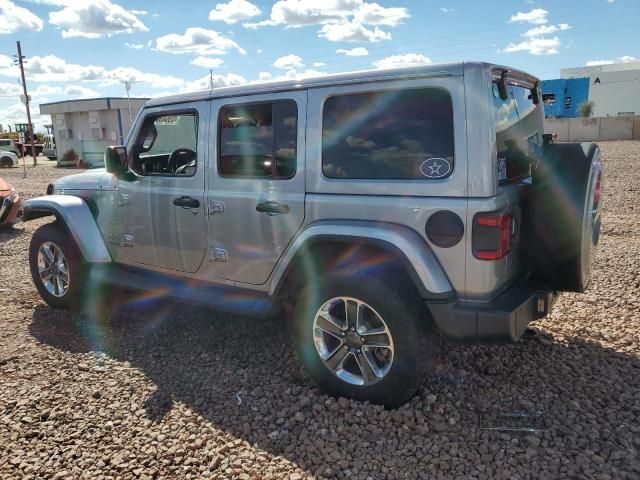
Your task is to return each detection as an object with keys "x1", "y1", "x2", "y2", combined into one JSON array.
[{"x1": 587, "y1": 69, "x2": 640, "y2": 117}]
